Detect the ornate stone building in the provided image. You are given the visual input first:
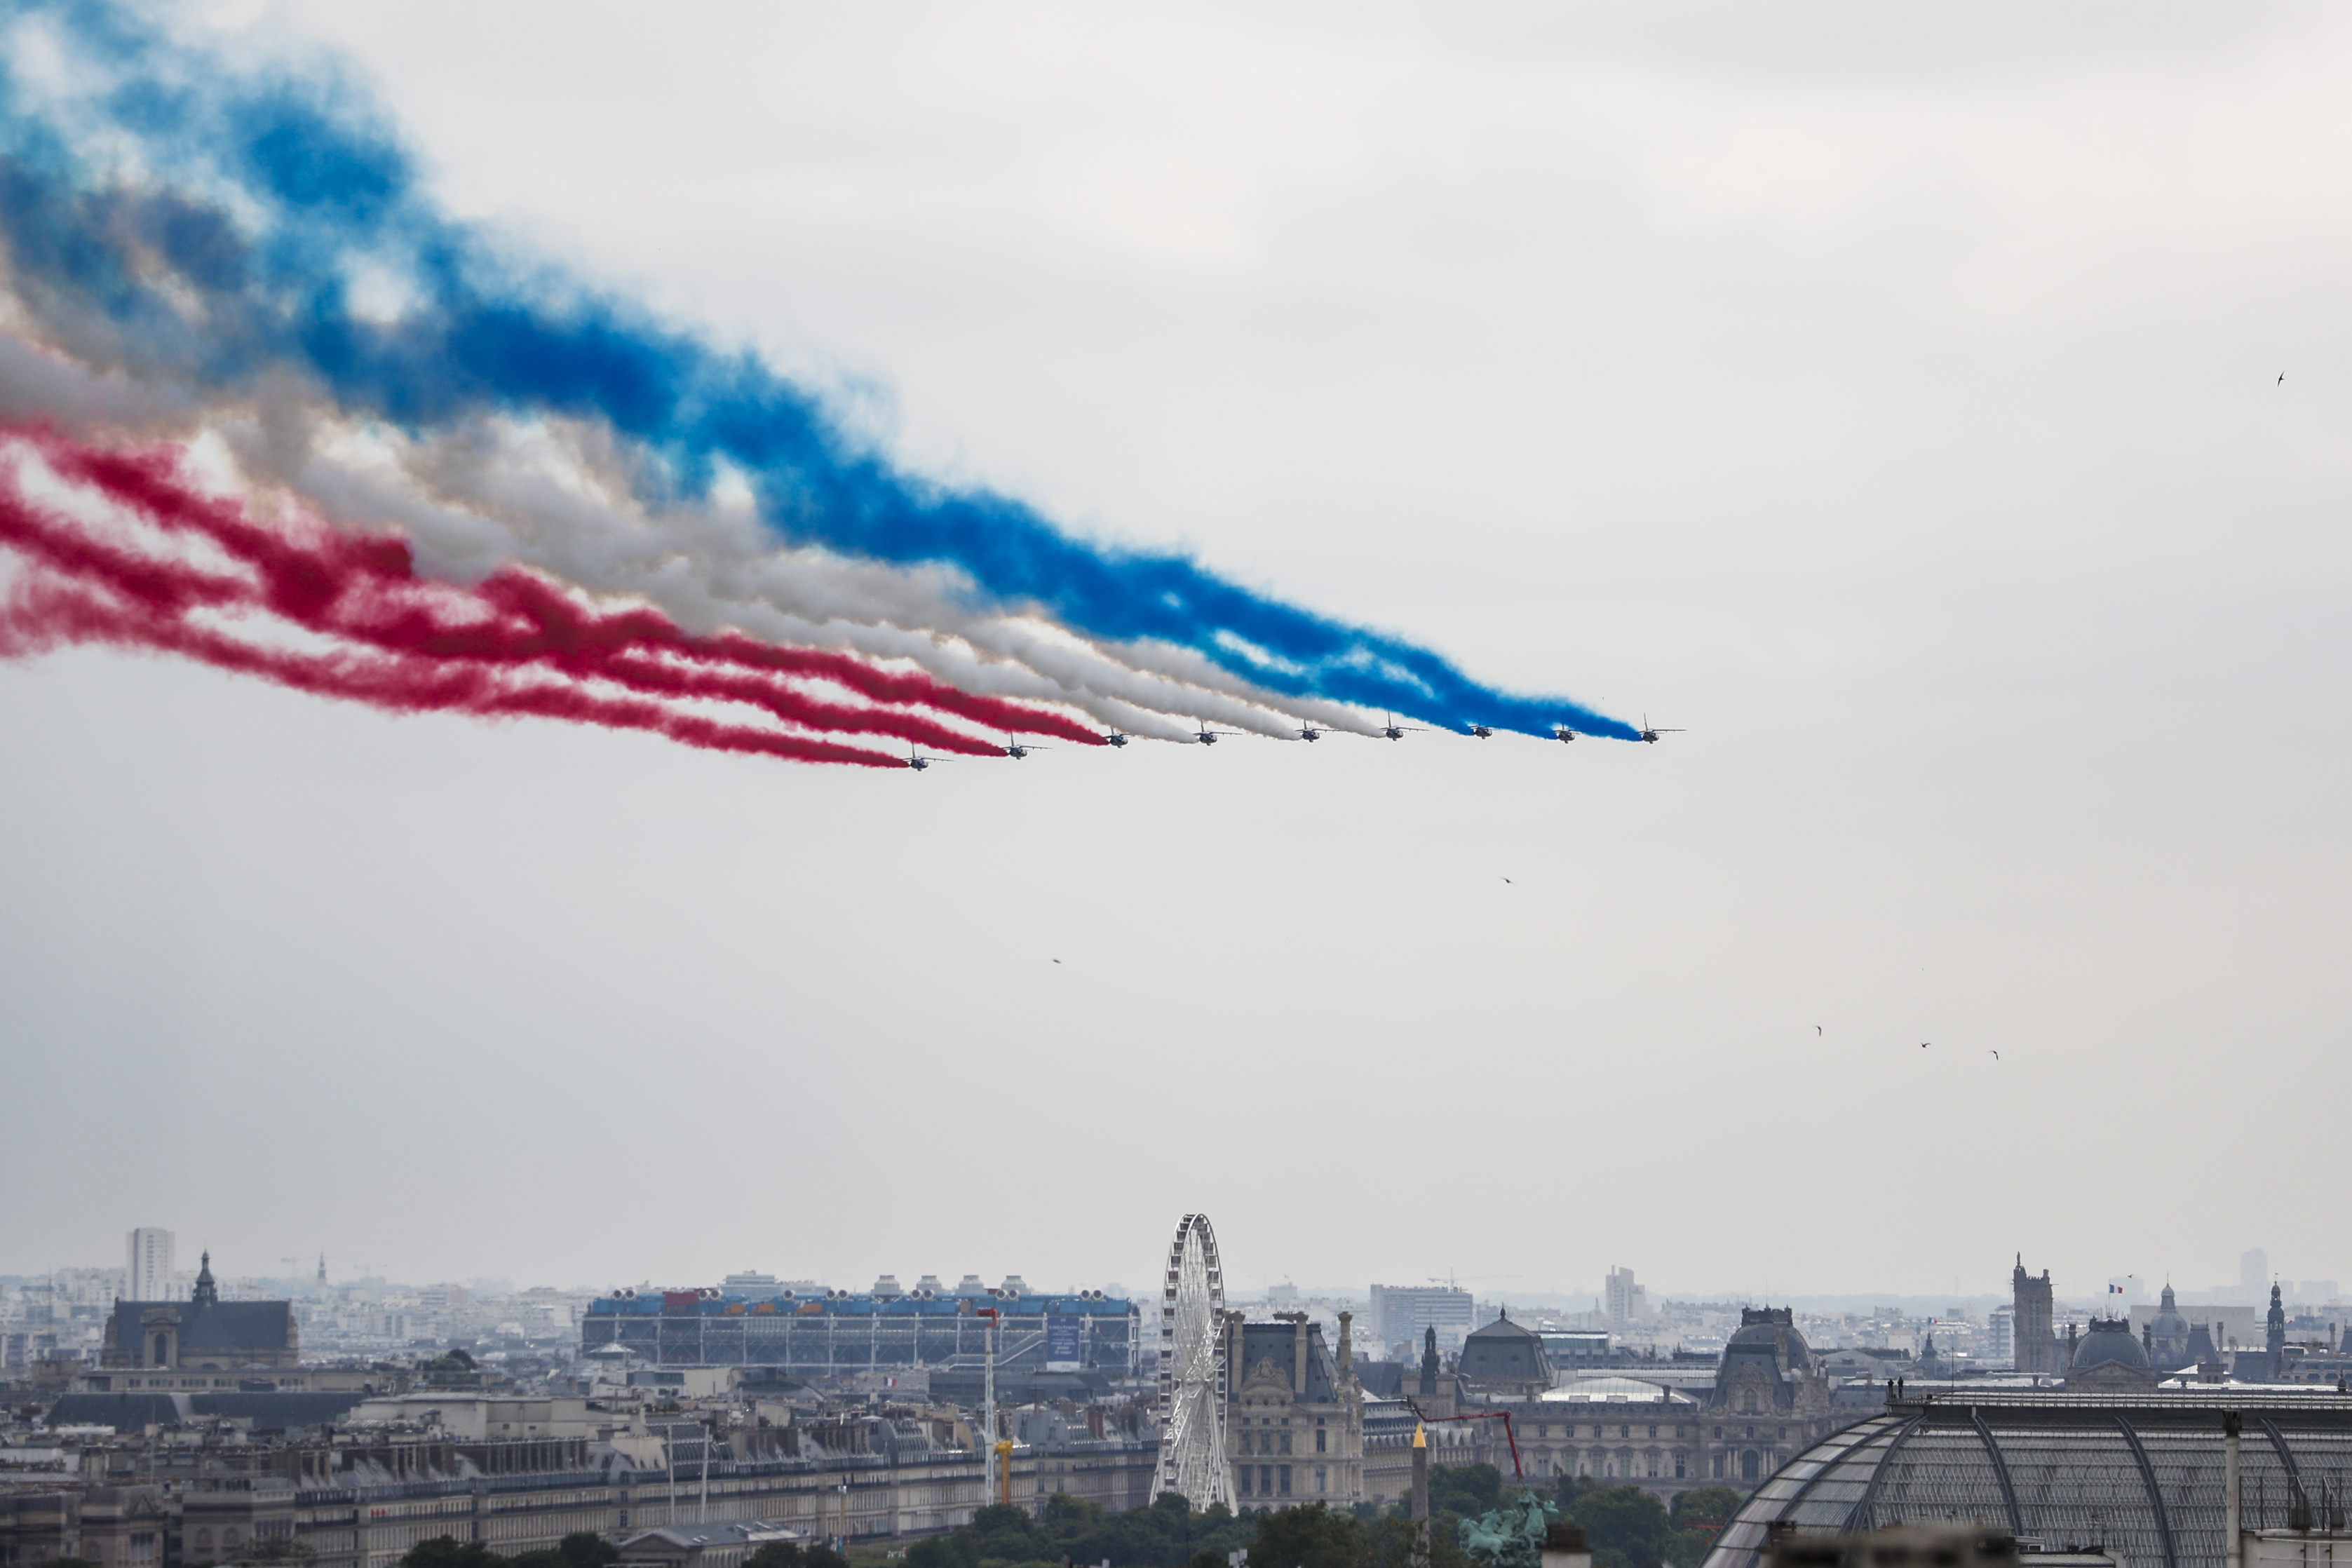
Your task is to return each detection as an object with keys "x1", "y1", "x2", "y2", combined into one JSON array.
[
  {"x1": 1698, "y1": 1308, "x2": 1838, "y2": 1485},
  {"x1": 102, "y1": 1253, "x2": 298, "y2": 1371},
  {"x1": 2062, "y1": 1317, "x2": 2158, "y2": 1392},
  {"x1": 1222, "y1": 1311, "x2": 1366, "y2": 1510}
]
